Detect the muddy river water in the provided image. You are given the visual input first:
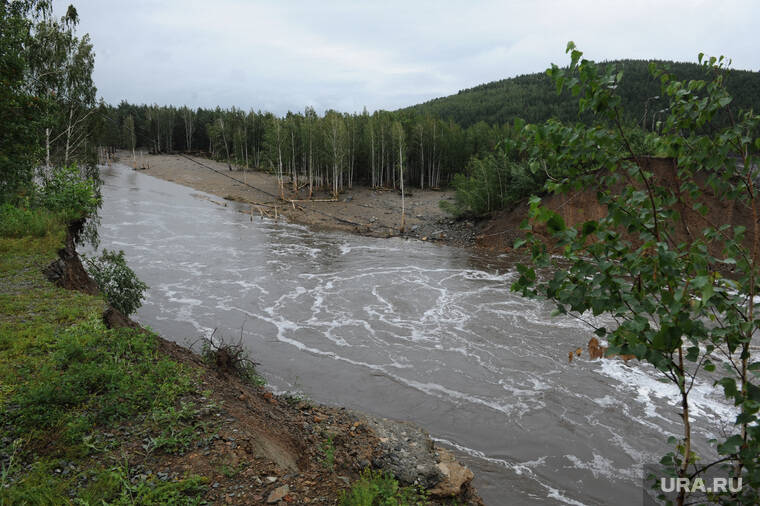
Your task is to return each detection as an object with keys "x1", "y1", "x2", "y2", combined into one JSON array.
[{"x1": 89, "y1": 163, "x2": 734, "y2": 505}]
